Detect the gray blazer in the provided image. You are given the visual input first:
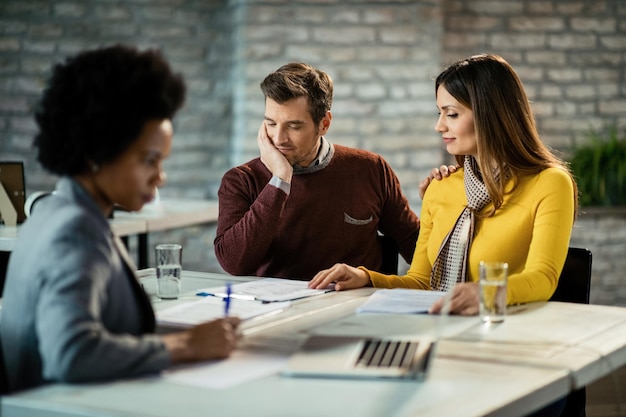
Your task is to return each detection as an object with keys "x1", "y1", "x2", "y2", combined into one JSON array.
[{"x1": 0, "y1": 177, "x2": 169, "y2": 392}]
